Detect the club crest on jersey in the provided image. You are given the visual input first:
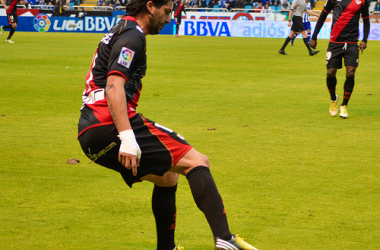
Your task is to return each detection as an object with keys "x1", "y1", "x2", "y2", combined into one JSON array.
[
  {"x1": 117, "y1": 47, "x2": 135, "y2": 68},
  {"x1": 355, "y1": 0, "x2": 362, "y2": 4}
]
